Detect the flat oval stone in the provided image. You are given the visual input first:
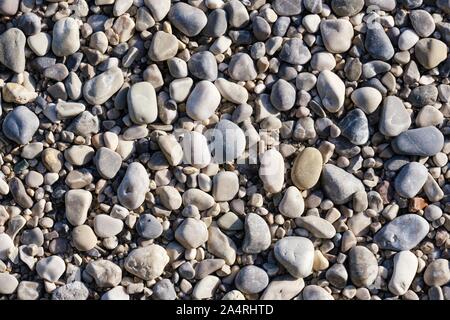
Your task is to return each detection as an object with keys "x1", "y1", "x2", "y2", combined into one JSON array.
[
  {"x1": 214, "y1": 78, "x2": 248, "y2": 104},
  {"x1": 242, "y1": 213, "x2": 271, "y2": 254},
  {"x1": 64, "y1": 145, "x2": 94, "y2": 166},
  {"x1": 209, "y1": 119, "x2": 246, "y2": 163},
  {"x1": 36, "y1": 256, "x2": 66, "y2": 282},
  {"x1": 379, "y1": 96, "x2": 411, "y2": 137},
  {"x1": 117, "y1": 162, "x2": 149, "y2": 210},
  {"x1": 168, "y1": 2, "x2": 207, "y2": 37},
  {"x1": 321, "y1": 164, "x2": 365, "y2": 204},
  {"x1": 235, "y1": 265, "x2": 269, "y2": 294},
  {"x1": 392, "y1": 127, "x2": 444, "y2": 156},
  {"x1": 259, "y1": 149, "x2": 285, "y2": 194},
  {"x1": 94, "y1": 147, "x2": 122, "y2": 179},
  {"x1": 175, "y1": 218, "x2": 208, "y2": 249},
  {"x1": 181, "y1": 131, "x2": 212, "y2": 168},
  {"x1": 52, "y1": 17, "x2": 80, "y2": 57},
  {"x1": 303, "y1": 285, "x2": 334, "y2": 300},
  {"x1": 65, "y1": 189, "x2": 92, "y2": 226},
  {"x1": 348, "y1": 246, "x2": 378, "y2": 287},
  {"x1": 182, "y1": 189, "x2": 215, "y2": 211},
  {"x1": 291, "y1": 147, "x2": 323, "y2": 190},
  {"x1": 0, "y1": 28, "x2": 26, "y2": 73},
  {"x1": 93, "y1": 214, "x2": 123, "y2": 238},
  {"x1": 0, "y1": 233, "x2": 14, "y2": 261},
  {"x1": 124, "y1": 244, "x2": 169, "y2": 280},
  {"x1": 144, "y1": 0, "x2": 171, "y2": 21},
  {"x1": 338, "y1": 108, "x2": 369, "y2": 145},
  {"x1": 260, "y1": 275, "x2": 305, "y2": 300},
  {"x1": 212, "y1": 171, "x2": 239, "y2": 202},
  {"x1": 270, "y1": 79, "x2": 296, "y2": 111},
  {"x1": 317, "y1": 70, "x2": 345, "y2": 112},
  {"x1": 83, "y1": 67, "x2": 124, "y2": 105},
  {"x1": 9, "y1": 177, "x2": 33, "y2": 208},
  {"x1": 274, "y1": 236, "x2": 314, "y2": 278},
  {"x1": 72, "y1": 225, "x2": 97, "y2": 251},
  {"x1": 365, "y1": 22, "x2": 394, "y2": 61},
  {"x1": 2, "y1": 106, "x2": 39, "y2": 145},
  {"x1": 410, "y1": 9, "x2": 435, "y2": 37},
  {"x1": 136, "y1": 213, "x2": 162, "y2": 239},
  {"x1": 409, "y1": 85, "x2": 438, "y2": 107},
  {"x1": 374, "y1": 214, "x2": 429, "y2": 251},
  {"x1": 394, "y1": 162, "x2": 428, "y2": 198},
  {"x1": 296, "y1": 215, "x2": 336, "y2": 239},
  {"x1": 156, "y1": 186, "x2": 182, "y2": 210},
  {"x1": 331, "y1": 0, "x2": 364, "y2": 16},
  {"x1": 186, "y1": 81, "x2": 221, "y2": 121},
  {"x1": 127, "y1": 82, "x2": 157, "y2": 124},
  {"x1": 279, "y1": 186, "x2": 305, "y2": 218},
  {"x1": 388, "y1": 251, "x2": 418, "y2": 296},
  {"x1": 0, "y1": 274, "x2": 19, "y2": 295},
  {"x1": 320, "y1": 19, "x2": 354, "y2": 53},
  {"x1": 424, "y1": 259, "x2": 450, "y2": 287},
  {"x1": 272, "y1": 0, "x2": 302, "y2": 16}
]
